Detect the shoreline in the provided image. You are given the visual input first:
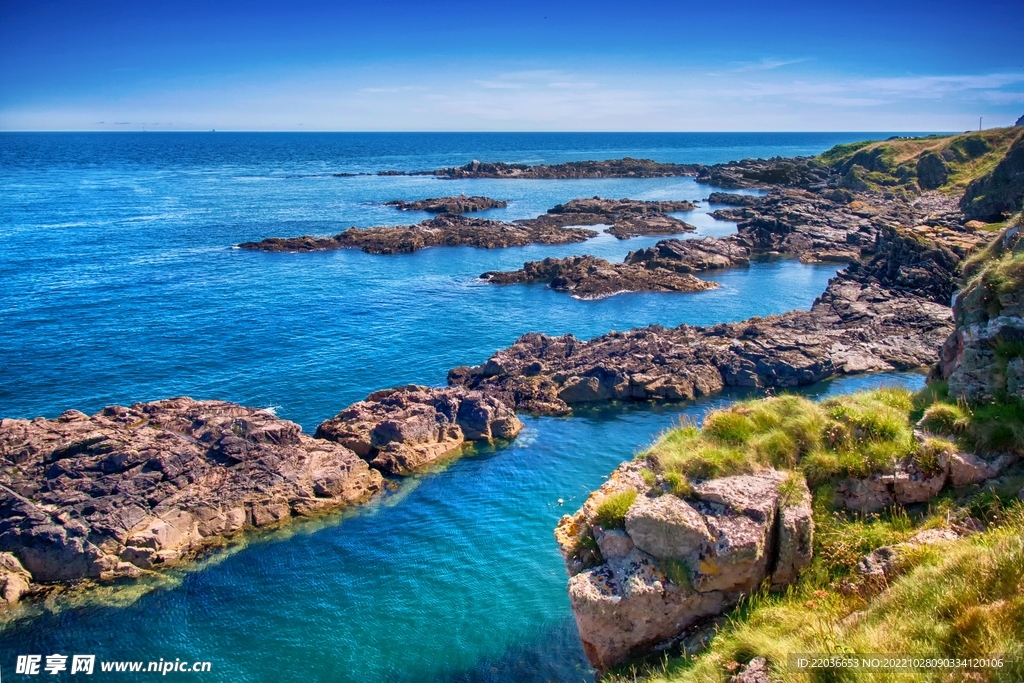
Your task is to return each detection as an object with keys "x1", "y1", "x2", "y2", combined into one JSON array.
[{"x1": 3, "y1": 128, "x2": 1020, "y2": 624}]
